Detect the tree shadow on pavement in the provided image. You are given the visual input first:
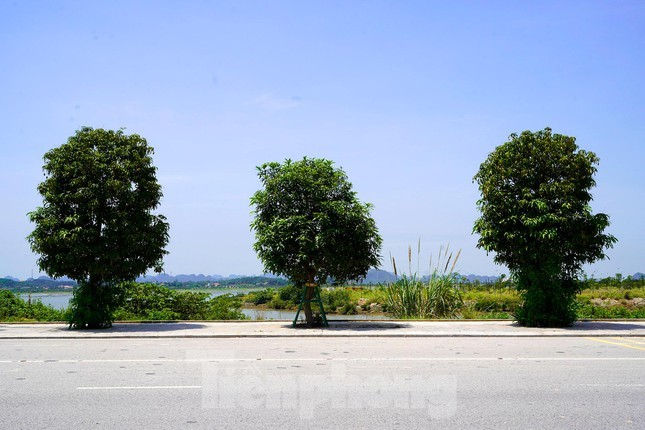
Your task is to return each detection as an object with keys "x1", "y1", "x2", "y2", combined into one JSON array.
[
  {"x1": 58, "y1": 322, "x2": 209, "y2": 333},
  {"x1": 286, "y1": 321, "x2": 411, "y2": 331},
  {"x1": 567, "y1": 321, "x2": 645, "y2": 331}
]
